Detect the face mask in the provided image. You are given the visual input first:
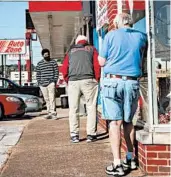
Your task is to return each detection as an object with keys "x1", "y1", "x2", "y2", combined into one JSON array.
[{"x1": 44, "y1": 56, "x2": 50, "y2": 61}]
